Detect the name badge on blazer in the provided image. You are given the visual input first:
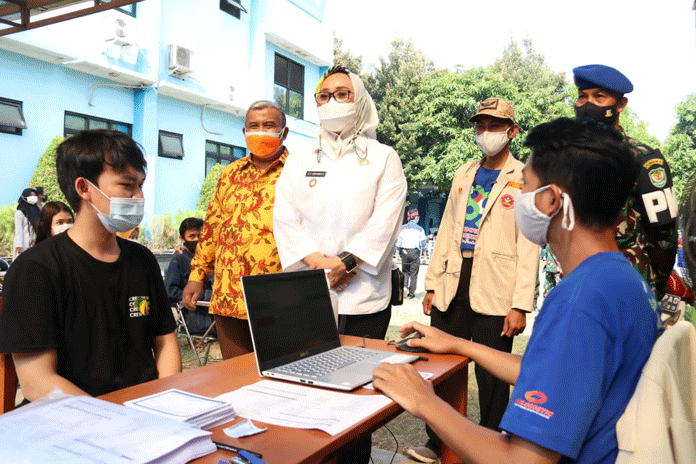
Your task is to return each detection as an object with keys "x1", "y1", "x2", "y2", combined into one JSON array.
[{"x1": 305, "y1": 171, "x2": 326, "y2": 177}]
